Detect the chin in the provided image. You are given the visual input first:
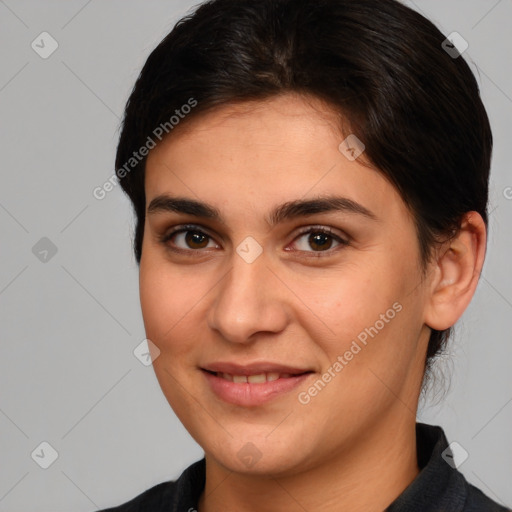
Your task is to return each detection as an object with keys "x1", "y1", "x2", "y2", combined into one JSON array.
[{"x1": 202, "y1": 432, "x2": 311, "y2": 477}]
